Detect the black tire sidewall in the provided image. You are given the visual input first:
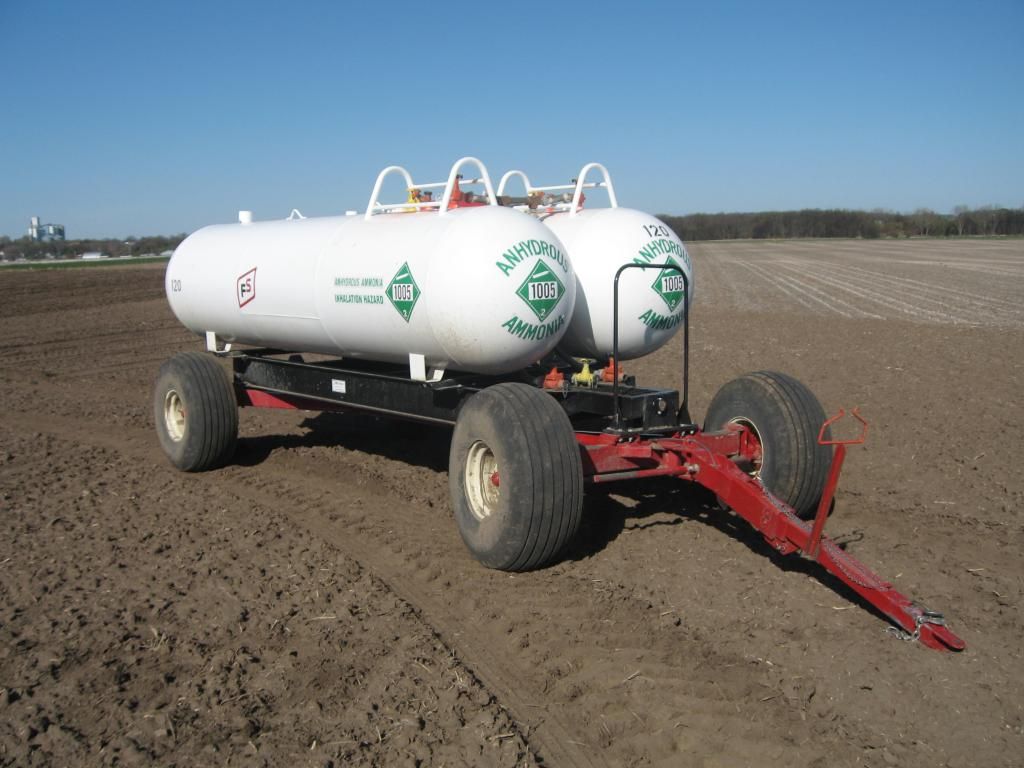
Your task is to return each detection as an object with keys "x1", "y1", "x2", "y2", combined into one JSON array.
[
  {"x1": 449, "y1": 383, "x2": 582, "y2": 571},
  {"x1": 153, "y1": 353, "x2": 237, "y2": 472},
  {"x1": 450, "y1": 390, "x2": 532, "y2": 568}
]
